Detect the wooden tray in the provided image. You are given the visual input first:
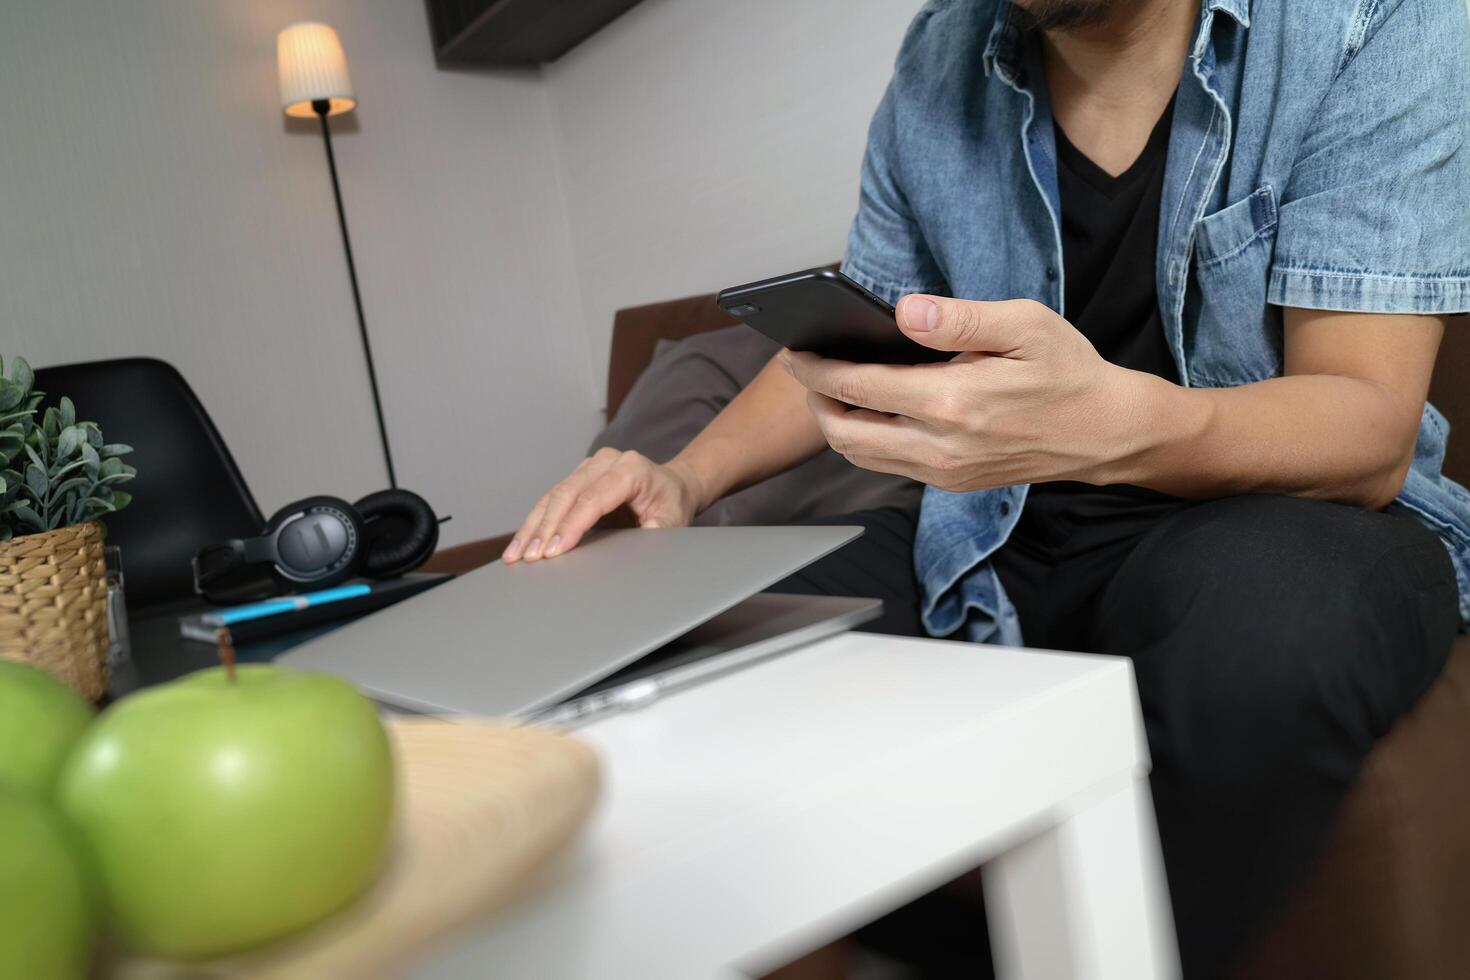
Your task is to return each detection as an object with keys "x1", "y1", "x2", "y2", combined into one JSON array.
[{"x1": 110, "y1": 717, "x2": 601, "y2": 978}]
